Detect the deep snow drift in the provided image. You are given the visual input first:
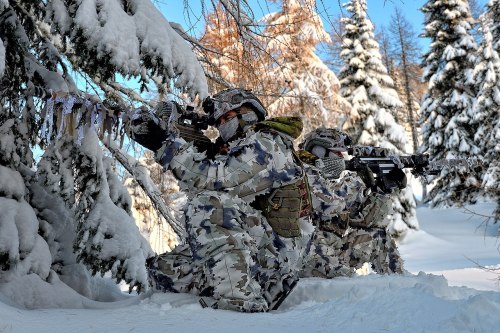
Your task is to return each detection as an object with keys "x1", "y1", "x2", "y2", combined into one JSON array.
[{"x1": 1, "y1": 202, "x2": 499, "y2": 333}]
